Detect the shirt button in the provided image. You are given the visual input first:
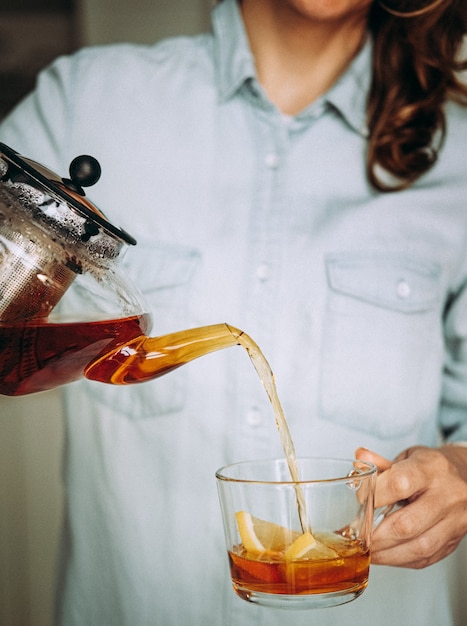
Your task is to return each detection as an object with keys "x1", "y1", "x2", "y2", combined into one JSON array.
[
  {"x1": 256, "y1": 263, "x2": 271, "y2": 281},
  {"x1": 265, "y1": 152, "x2": 280, "y2": 169},
  {"x1": 246, "y1": 407, "x2": 263, "y2": 427},
  {"x1": 396, "y1": 279, "x2": 411, "y2": 299}
]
